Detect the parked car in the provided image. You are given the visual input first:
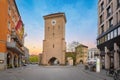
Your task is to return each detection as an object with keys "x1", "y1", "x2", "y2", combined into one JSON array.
[
  {"x1": 89, "y1": 62, "x2": 96, "y2": 71},
  {"x1": 87, "y1": 59, "x2": 97, "y2": 65}
]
